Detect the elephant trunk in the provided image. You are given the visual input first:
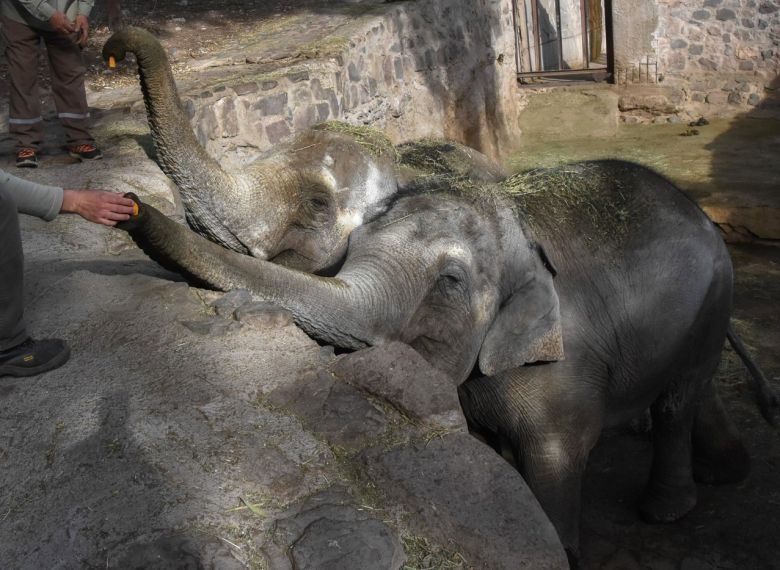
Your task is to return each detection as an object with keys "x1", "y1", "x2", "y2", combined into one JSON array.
[
  {"x1": 103, "y1": 27, "x2": 282, "y2": 256},
  {"x1": 118, "y1": 197, "x2": 369, "y2": 349}
]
